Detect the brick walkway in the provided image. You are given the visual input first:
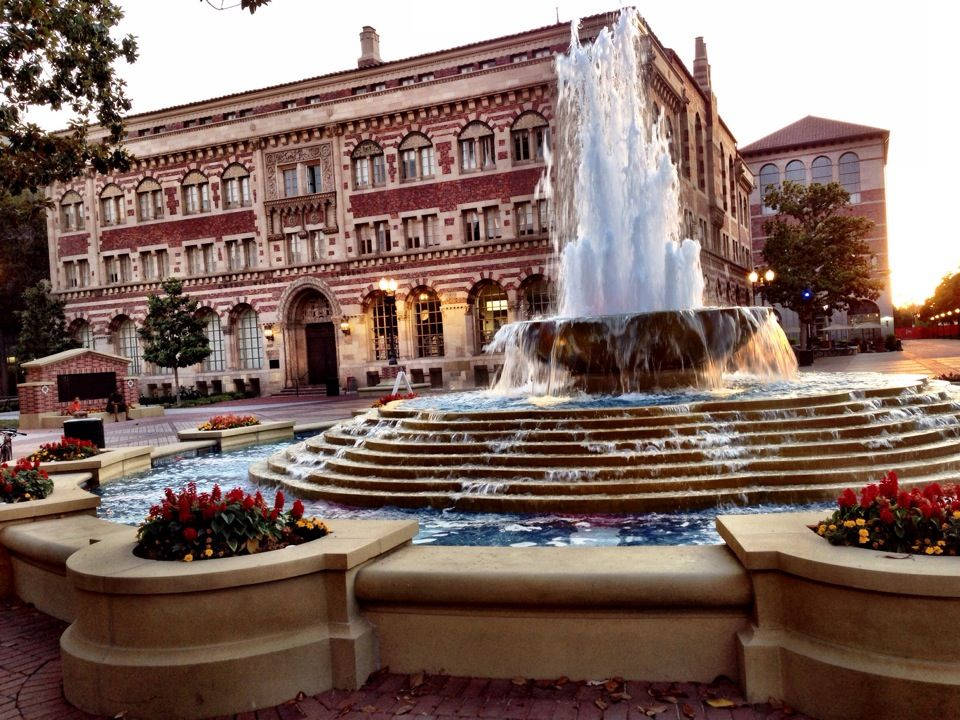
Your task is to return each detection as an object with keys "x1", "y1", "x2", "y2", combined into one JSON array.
[{"x1": 0, "y1": 600, "x2": 813, "y2": 720}]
